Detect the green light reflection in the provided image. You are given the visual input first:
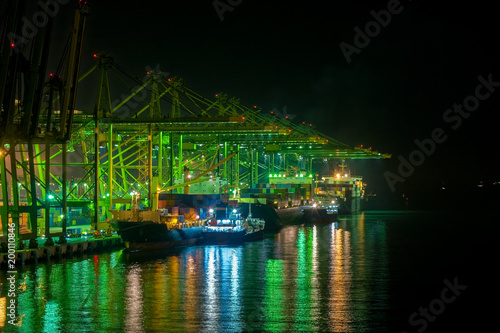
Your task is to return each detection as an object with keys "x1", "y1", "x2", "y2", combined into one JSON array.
[{"x1": 264, "y1": 259, "x2": 285, "y2": 332}]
